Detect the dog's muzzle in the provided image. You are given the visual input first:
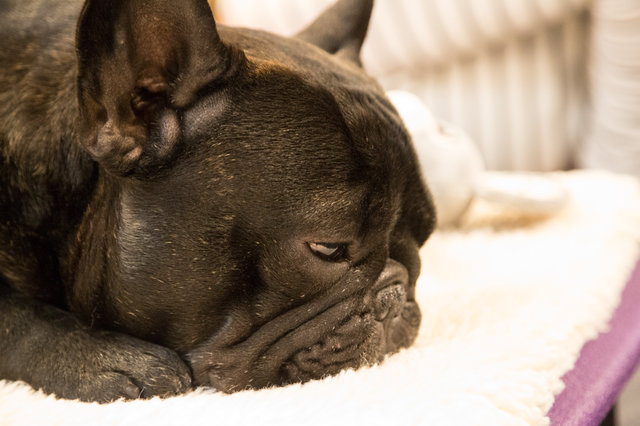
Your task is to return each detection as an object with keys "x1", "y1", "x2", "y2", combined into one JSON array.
[
  {"x1": 280, "y1": 259, "x2": 421, "y2": 385},
  {"x1": 188, "y1": 258, "x2": 421, "y2": 392}
]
